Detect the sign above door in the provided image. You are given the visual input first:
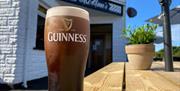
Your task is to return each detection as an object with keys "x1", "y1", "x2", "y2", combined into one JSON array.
[{"x1": 61, "y1": 0, "x2": 123, "y2": 16}]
